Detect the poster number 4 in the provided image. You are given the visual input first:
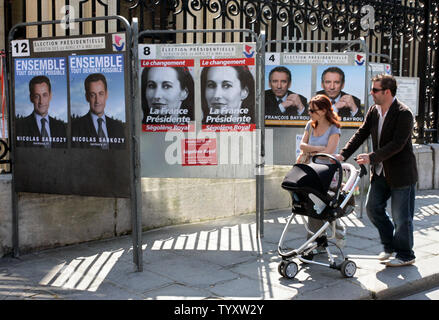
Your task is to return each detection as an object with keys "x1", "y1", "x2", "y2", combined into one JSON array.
[
  {"x1": 11, "y1": 40, "x2": 30, "y2": 57},
  {"x1": 266, "y1": 53, "x2": 279, "y2": 65}
]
